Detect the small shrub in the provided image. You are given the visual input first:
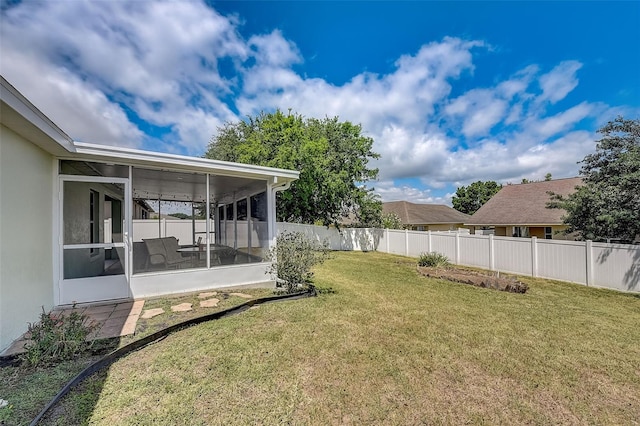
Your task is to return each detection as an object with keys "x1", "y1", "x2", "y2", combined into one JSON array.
[
  {"x1": 418, "y1": 252, "x2": 450, "y2": 268},
  {"x1": 20, "y1": 306, "x2": 98, "y2": 368},
  {"x1": 267, "y1": 231, "x2": 332, "y2": 293}
]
